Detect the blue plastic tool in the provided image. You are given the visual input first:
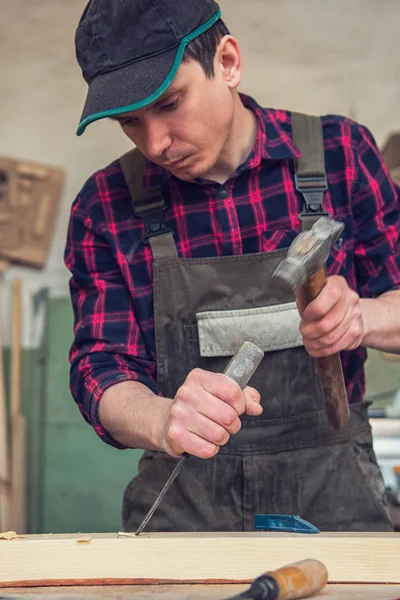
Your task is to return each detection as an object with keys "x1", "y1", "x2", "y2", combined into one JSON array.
[{"x1": 254, "y1": 514, "x2": 320, "y2": 534}]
